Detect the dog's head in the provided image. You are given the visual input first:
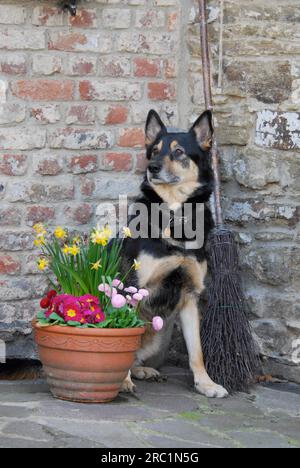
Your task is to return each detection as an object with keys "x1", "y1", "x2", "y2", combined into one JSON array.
[{"x1": 144, "y1": 110, "x2": 214, "y2": 201}]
